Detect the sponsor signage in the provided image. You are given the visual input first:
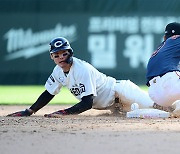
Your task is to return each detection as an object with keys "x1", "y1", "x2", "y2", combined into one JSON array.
[{"x1": 1, "y1": 14, "x2": 180, "y2": 84}]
